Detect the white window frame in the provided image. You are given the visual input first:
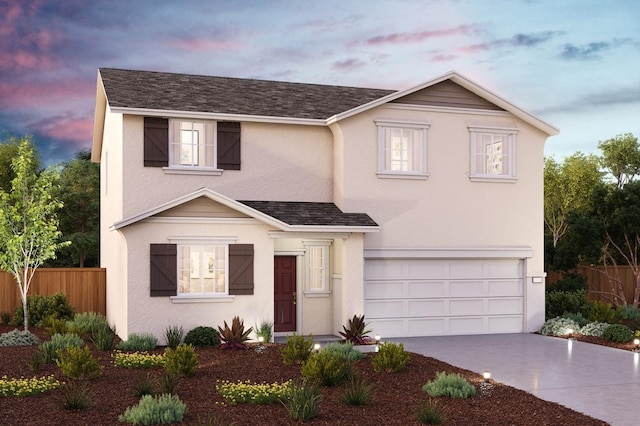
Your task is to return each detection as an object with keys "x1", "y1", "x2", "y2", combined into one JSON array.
[
  {"x1": 303, "y1": 240, "x2": 331, "y2": 296},
  {"x1": 376, "y1": 119, "x2": 430, "y2": 179},
  {"x1": 468, "y1": 125, "x2": 518, "y2": 182},
  {"x1": 169, "y1": 237, "x2": 236, "y2": 302},
  {"x1": 166, "y1": 119, "x2": 222, "y2": 175}
]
